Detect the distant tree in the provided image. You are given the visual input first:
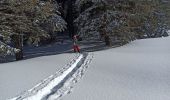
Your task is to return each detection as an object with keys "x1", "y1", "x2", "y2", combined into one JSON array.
[
  {"x1": 74, "y1": 0, "x2": 168, "y2": 46},
  {"x1": 0, "y1": 0, "x2": 66, "y2": 60},
  {"x1": 140, "y1": 0, "x2": 169, "y2": 38}
]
